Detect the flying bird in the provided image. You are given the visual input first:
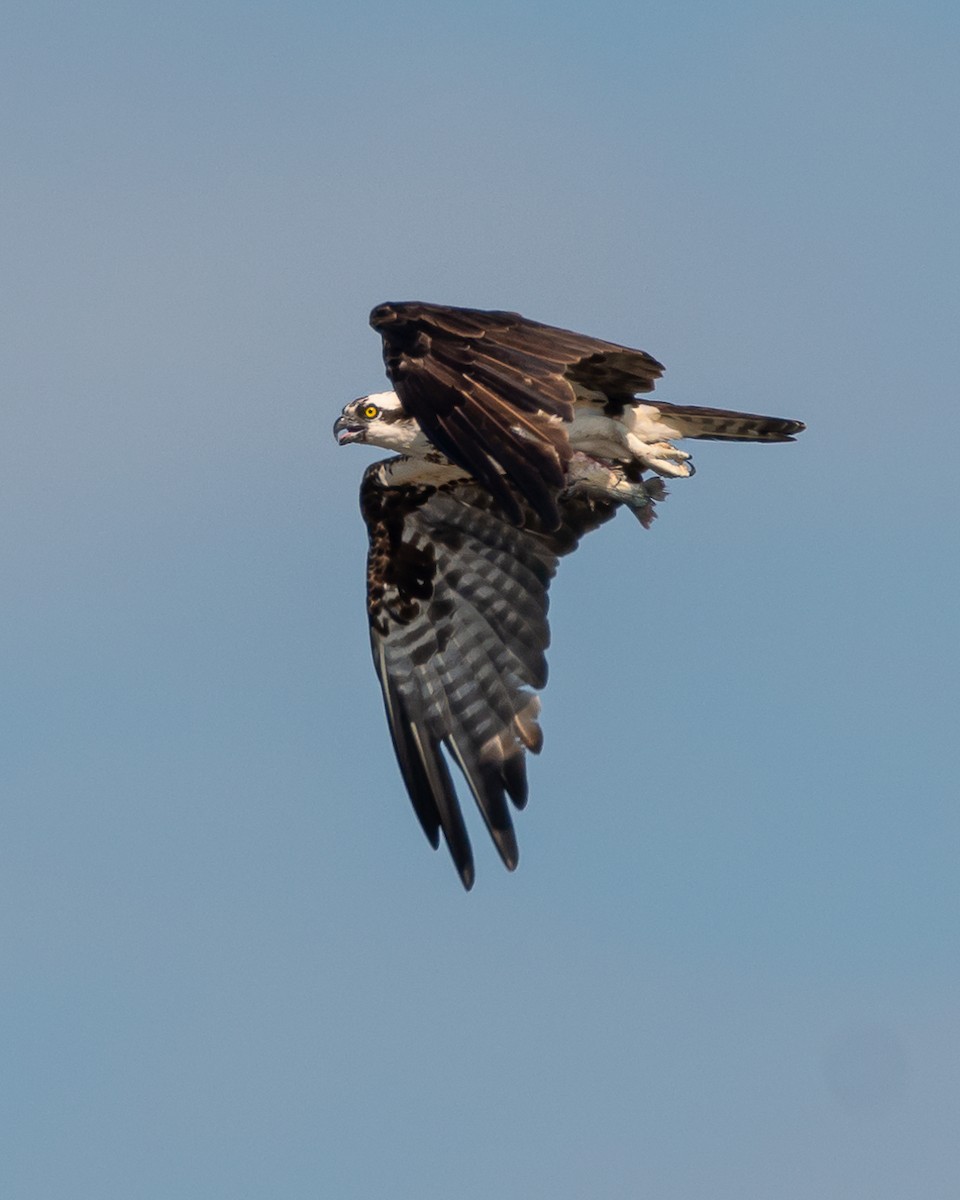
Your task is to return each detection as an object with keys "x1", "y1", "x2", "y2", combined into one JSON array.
[{"x1": 334, "y1": 302, "x2": 804, "y2": 888}]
